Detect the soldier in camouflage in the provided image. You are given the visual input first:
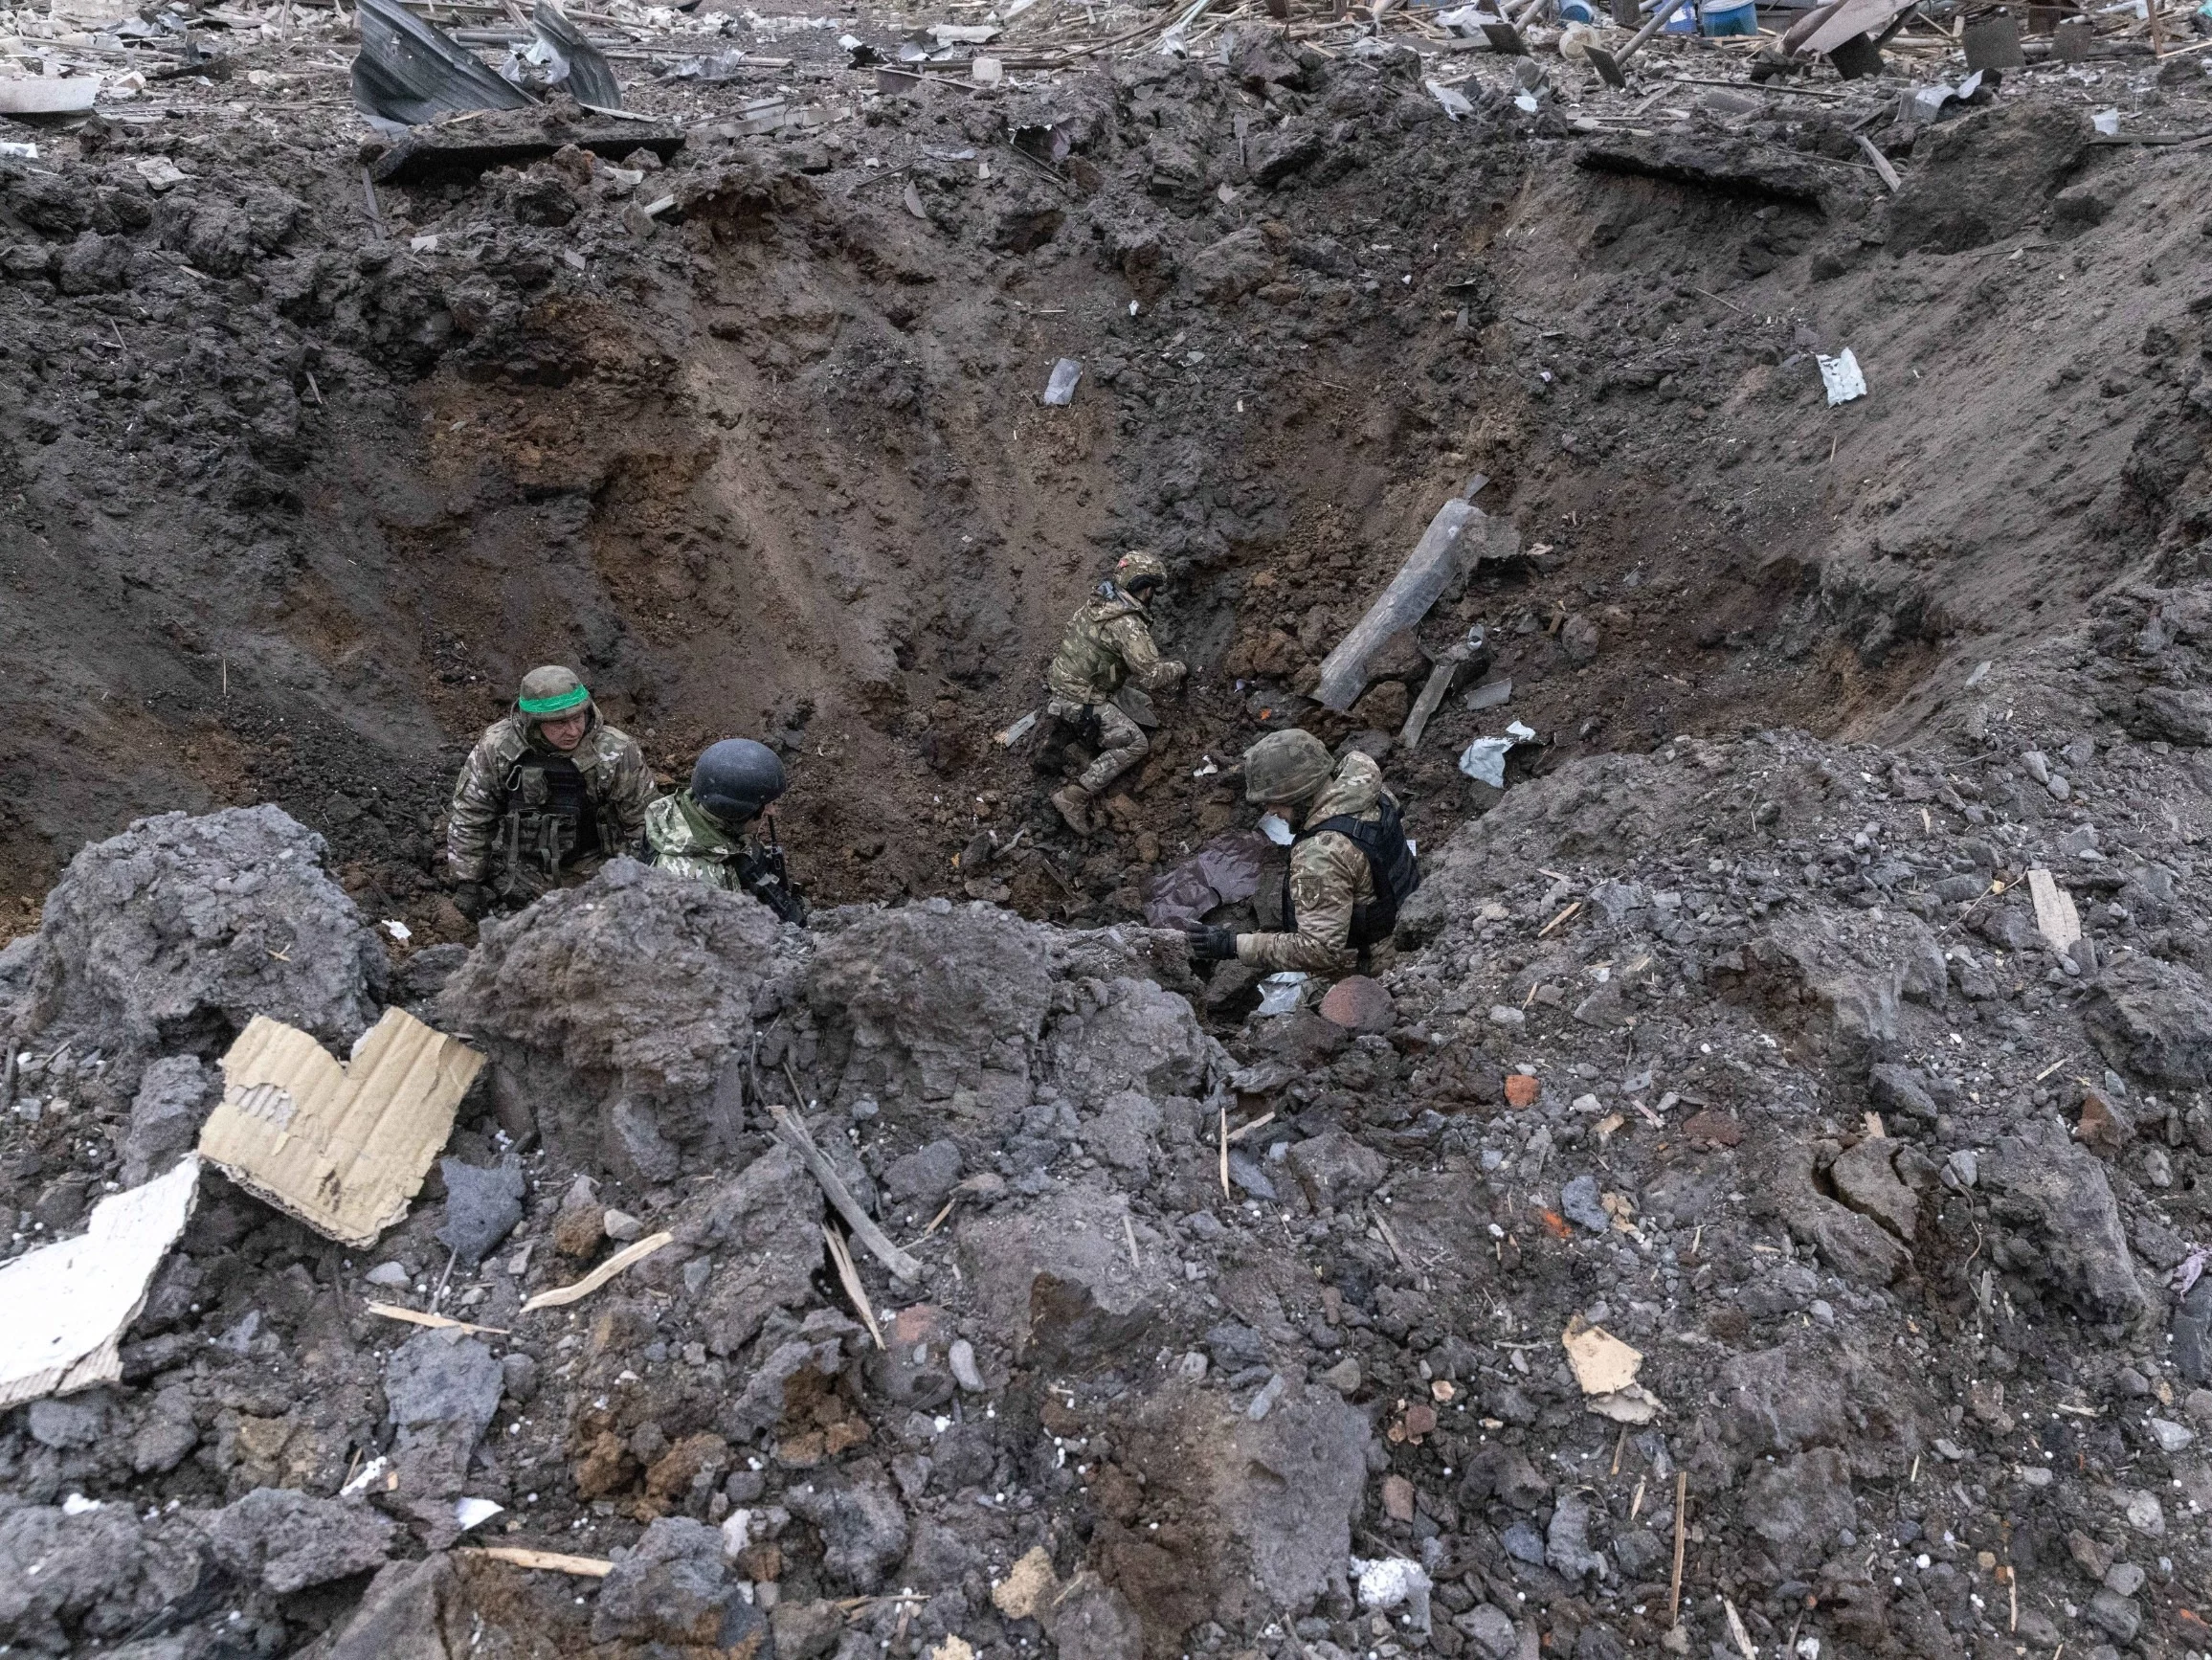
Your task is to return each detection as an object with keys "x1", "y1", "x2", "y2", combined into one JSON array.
[
  {"x1": 446, "y1": 665, "x2": 653, "y2": 917},
  {"x1": 1043, "y1": 549, "x2": 1186, "y2": 833},
  {"x1": 645, "y1": 738, "x2": 807, "y2": 923},
  {"x1": 1184, "y1": 729, "x2": 1410, "y2": 976}
]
